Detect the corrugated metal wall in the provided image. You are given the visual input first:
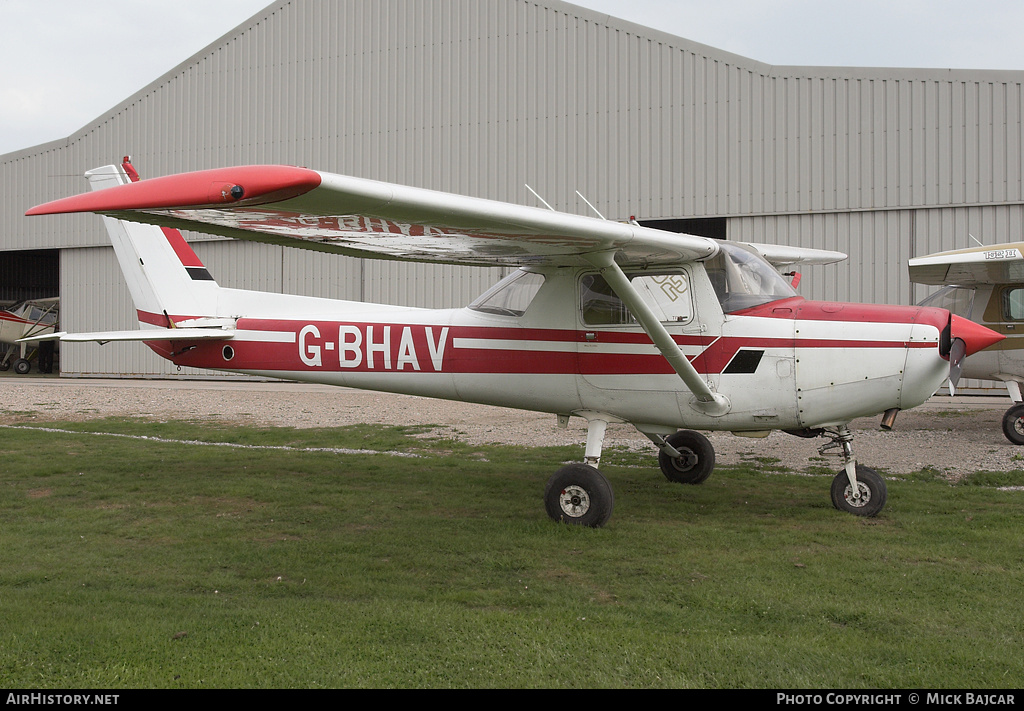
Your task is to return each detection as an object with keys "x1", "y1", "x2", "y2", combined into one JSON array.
[{"x1": 3, "y1": 0, "x2": 1024, "y2": 377}]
